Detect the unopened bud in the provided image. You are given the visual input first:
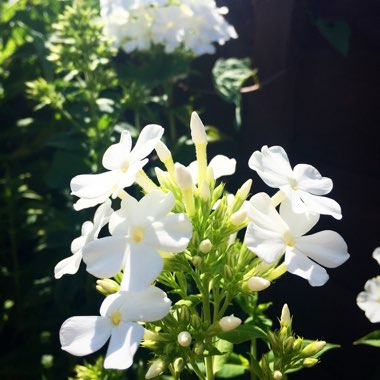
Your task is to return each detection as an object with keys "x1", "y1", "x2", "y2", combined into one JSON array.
[
  {"x1": 180, "y1": 306, "x2": 190, "y2": 324},
  {"x1": 206, "y1": 166, "x2": 215, "y2": 183},
  {"x1": 175, "y1": 163, "x2": 193, "y2": 190},
  {"x1": 230, "y1": 209, "x2": 248, "y2": 225},
  {"x1": 190, "y1": 111, "x2": 208, "y2": 145},
  {"x1": 301, "y1": 341, "x2": 326, "y2": 357},
  {"x1": 284, "y1": 336, "x2": 294, "y2": 354},
  {"x1": 194, "y1": 342, "x2": 204, "y2": 356},
  {"x1": 236, "y1": 179, "x2": 252, "y2": 200},
  {"x1": 155, "y1": 140, "x2": 172, "y2": 163},
  {"x1": 293, "y1": 337, "x2": 303, "y2": 352},
  {"x1": 96, "y1": 278, "x2": 120, "y2": 295},
  {"x1": 177, "y1": 331, "x2": 192, "y2": 347},
  {"x1": 199, "y1": 239, "x2": 212, "y2": 254},
  {"x1": 224, "y1": 265, "x2": 233, "y2": 281},
  {"x1": 192, "y1": 255, "x2": 202, "y2": 266},
  {"x1": 247, "y1": 276, "x2": 271, "y2": 292},
  {"x1": 145, "y1": 359, "x2": 166, "y2": 379},
  {"x1": 280, "y1": 304, "x2": 291, "y2": 328},
  {"x1": 199, "y1": 180, "x2": 211, "y2": 200},
  {"x1": 173, "y1": 357, "x2": 184, "y2": 373},
  {"x1": 219, "y1": 315, "x2": 242, "y2": 332},
  {"x1": 191, "y1": 313, "x2": 202, "y2": 330},
  {"x1": 273, "y1": 370, "x2": 283, "y2": 380},
  {"x1": 302, "y1": 358, "x2": 319, "y2": 368},
  {"x1": 155, "y1": 167, "x2": 170, "y2": 187}
]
